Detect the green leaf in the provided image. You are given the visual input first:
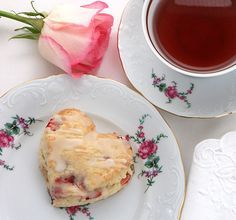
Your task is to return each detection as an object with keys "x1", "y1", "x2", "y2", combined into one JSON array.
[
  {"x1": 138, "y1": 170, "x2": 145, "y2": 177},
  {"x1": 155, "y1": 133, "x2": 167, "y2": 143},
  {"x1": 190, "y1": 83, "x2": 194, "y2": 90},
  {"x1": 12, "y1": 126, "x2": 20, "y2": 135},
  {"x1": 135, "y1": 138, "x2": 141, "y2": 144},
  {"x1": 187, "y1": 102, "x2": 191, "y2": 108},
  {"x1": 26, "y1": 117, "x2": 36, "y2": 124},
  {"x1": 153, "y1": 156, "x2": 160, "y2": 167},
  {"x1": 17, "y1": 11, "x2": 45, "y2": 18},
  {"x1": 148, "y1": 154, "x2": 155, "y2": 160},
  {"x1": 15, "y1": 26, "x2": 40, "y2": 34},
  {"x1": 139, "y1": 119, "x2": 144, "y2": 124},
  {"x1": 14, "y1": 143, "x2": 21, "y2": 150},
  {"x1": 12, "y1": 116, "x2": 18, "y2": 120},
  {"x1": 4, "y1": 123, "x2": 13, "y2": 129},
  {"x1": 0, "y1": 148, "x2": 2, "y2": 156},
  {"x1": 144, "y1": 160, "x2": 153, "y2": 168},
  {"x1": 159, "y1": 83, "x2": 166, "y2": 92},
  {"x1": 147, "y1": 178, "x2": 155, "y2": 186},
  {"x1": 3, "y1": 164, "x2": 14, "y2": 171},
  {"x1": 10, "y1": 32, "x2": 40, "y2": 40},
  {"x1": 133, "y1": 156, "x2": 137, "y2": 163},
  {"x1": 4, "y1": 129, "x2": 12, "y2": 136}
]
